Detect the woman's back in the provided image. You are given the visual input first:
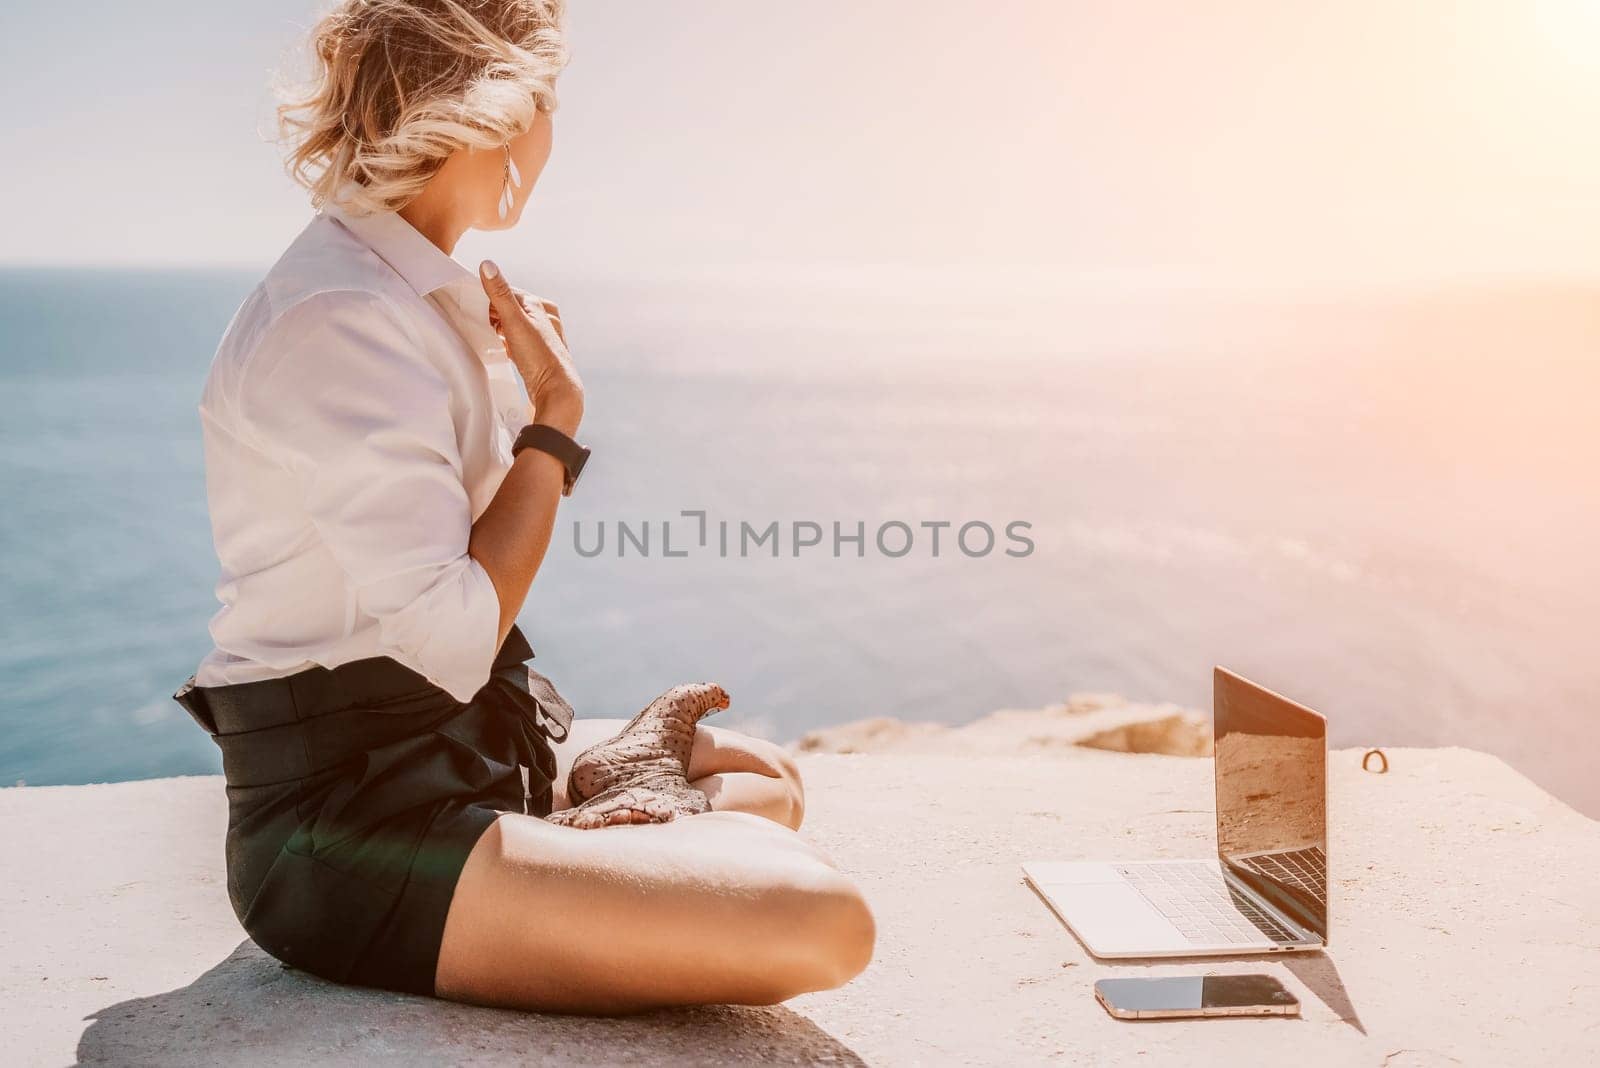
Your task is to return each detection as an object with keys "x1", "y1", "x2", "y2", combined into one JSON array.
[{"x1": 196, "y1": 209, "x2": 522, "y2": 702}]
